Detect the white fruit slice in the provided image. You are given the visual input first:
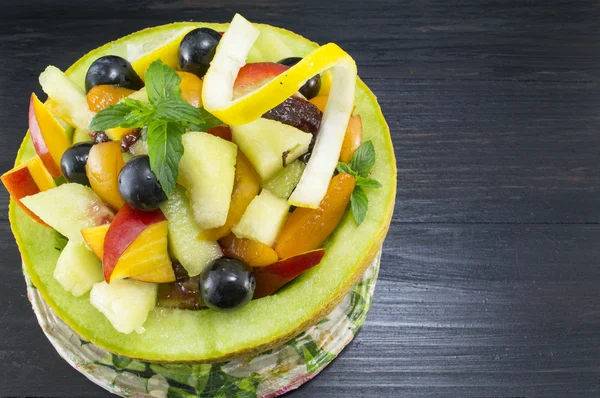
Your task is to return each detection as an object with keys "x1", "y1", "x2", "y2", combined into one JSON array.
[
  {"x1": 90, "y1": 279, "x2": 157, "y2": 334},
  {"x1": 231, "y1": 118, "x2": 311, "y2": 181},
  {"x1": 179, "y1": 132, "x2": 238, "y2": 229},
  {"x1": 39, "y1": 66, "x2": 94, "y2": 130},
  {"x1": 54, "y1": 241, "x2": 103, "y2": 297},
  {"x1": 232, "y1": 189, "x2": 290, "y2": 247},
  {"x1": 161, "y1": 186, "x2": 222, "y2": 276},
  {"x1": 202, "y1": 13, "x2": 357, "y2": 208},
  {"x1": 20, "y1": 183, "x2": 114, "y2": 244}
]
